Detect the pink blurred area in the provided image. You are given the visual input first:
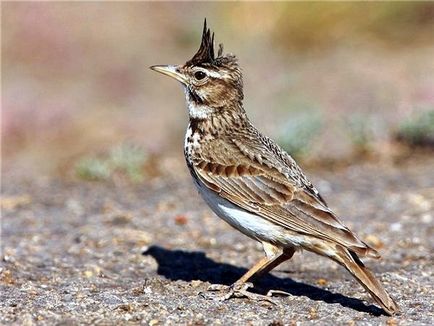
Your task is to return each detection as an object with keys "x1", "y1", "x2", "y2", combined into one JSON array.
[{"x1": 2, "y1": 2, "x2": 434, "y2": 176}]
